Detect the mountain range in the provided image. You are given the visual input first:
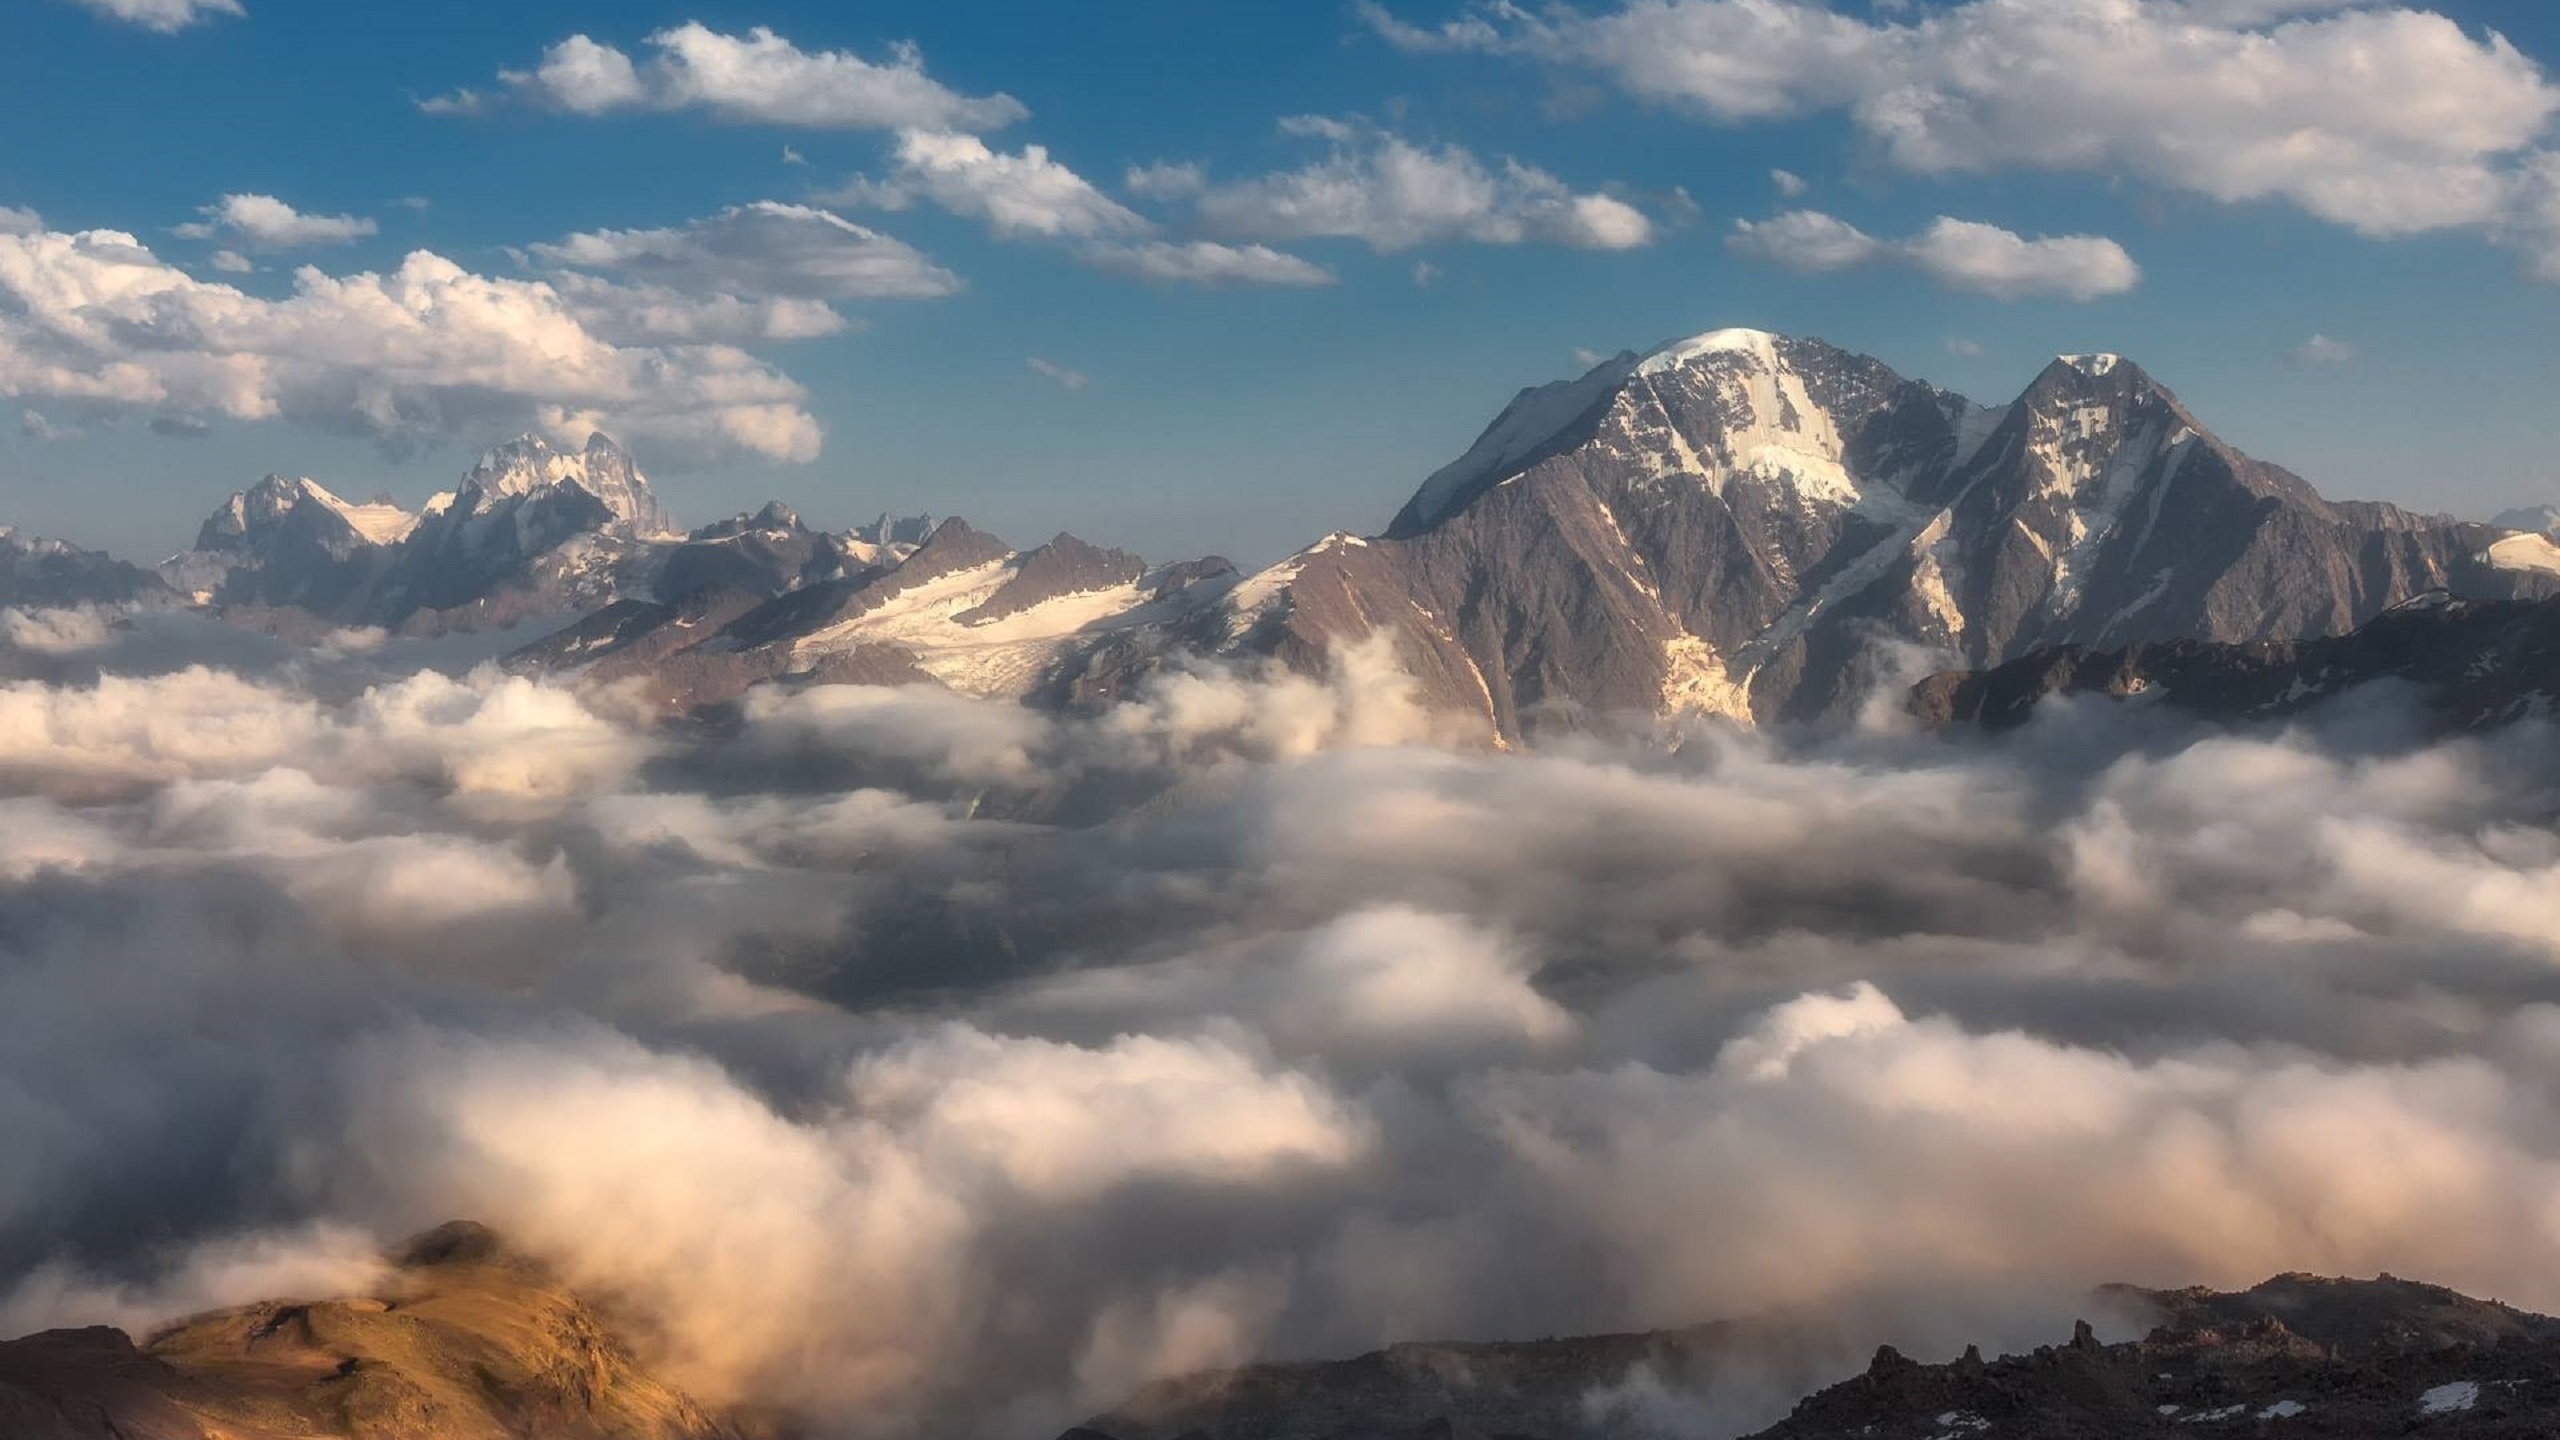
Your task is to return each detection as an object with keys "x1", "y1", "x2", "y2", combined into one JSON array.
[{"x1": 7, "y1": 330, "x2": 2559, "y2": 730}]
